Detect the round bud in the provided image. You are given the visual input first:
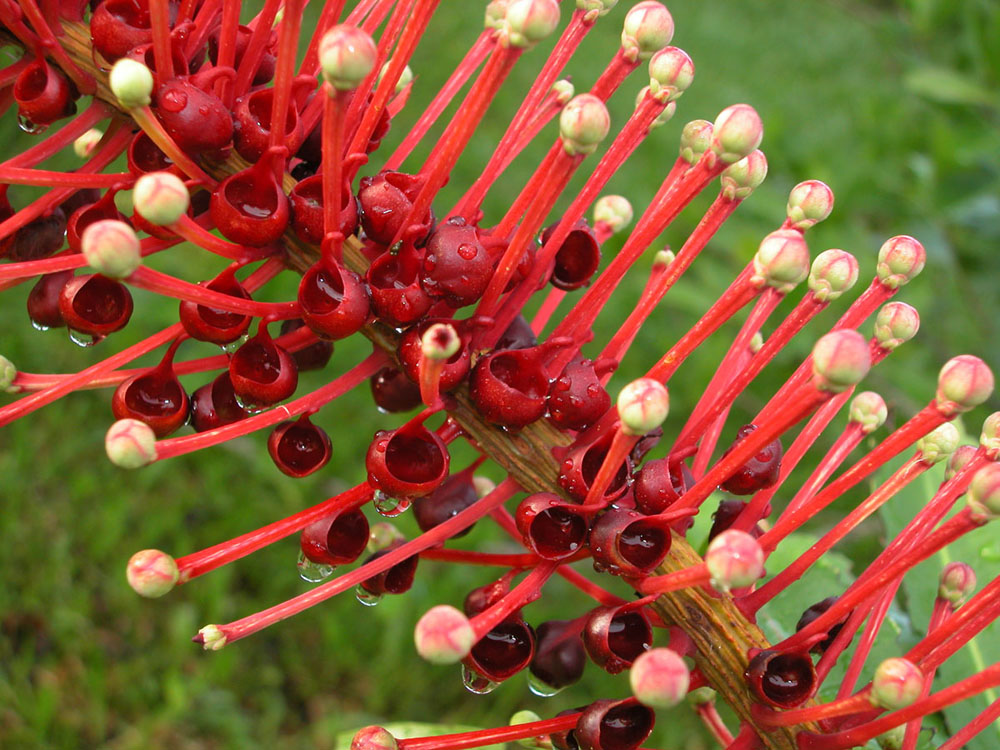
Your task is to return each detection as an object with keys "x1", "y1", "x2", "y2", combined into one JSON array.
[
  {"x1": 686, "y1": 686, "x2": 716, "y2": 706},
  {"x1": 916, "y1": 422, "x2": 960, "y2": 465},
  {"x1": 551, "y1": 78, "x2": 575, "y2": 106},
  {"x1": 705, "y1": 529, "x2": 764, "y2": 591},
  {"x1": 559, "y1": 93, "x2": 610, "y2": 156},
  {"x1": 752, "y1": 229, "x2": 810, "y2": 293},
  {"x1": 133, "y1": 171, "x2": 190, "y2": 226},
  {"x1": 876, "y1": 235, "x2": 925, "y2": 289},
  {"x1": 593, "y1": 195, "x2": 633, "y2": 234},
  {"x1": 377, "y1": 62, "x2": 413, "y2": 94},
  {"x1": 679, "y1": 119, "x2": 713, "y2": 165},
  {"x1": 81, "y1": 219, "x2": 141, "y2": 279},
  {"x1": 126, "y1": 549, "x2": 179, "y2": 598},
  {"x1": 710, "y1": 104, "x2": 764, "y2": 164},
  {"x1": 749, "y1": 331, "x2": 764, "y2": 354},
  {"x1": 653, "y1": 248, "x2": 675, "y2": 269},
  {"x1": 808, "y1": 249, "x2": 859, "y2": 302},
  {"x1": 876, "y1": 726, "x2": 905, "y2": 750},
  {"x1": 629, "y1": 647, "x2": 690, "y2": 708},
  {"x1": 786, "y1": 181, "x2": 835, "y2": 231},
  {"x1": 414, "y1": 604, "x2": 475, "y2": 664},
  {"x1": 870, "y1": 658, "x2": 923, "y2": 710},
  {"x1": 939, "y1": 561, "x2": 976, "y2": 606},
  {"x1": 945, "y1": 444, "x2": 978, "y2": 481},
  {"x1": 936, "y1": 355, "x2": 994, "y2": 414},
  {"x1": 967, "y1": 462, "x2": 1000, "y2": 522},
  {"x1": 635, "y1": 87, "x2": 675, "y2": 128},
  {"x1": 873, "y1": 302, "x2": 920, "y2": 351},
  {"x1": 73, "y1": 128, "x2": 103, "y2": 158},
  {"x1": 812, "y1": 329, "x2": 872, "y2": 393},
  {"x1": 980, "y1": 412, "x2": 1000, "y2": 458},
  {"x1": 848, "y1": 391, "x2": 888, "y2": 434},
  {"x1": 351, "y1": 726, "x2": 399, "y2": 750},
  {"x1": 617, "y1": 377, "x2": 669, "y2": 436},
  {"x1": 319, "y1": 25, "x2": 378, "y2": 90},
  {"x1": 648, "y1": 46, "x2": 694, "y2": 102},
  {"x1": 576, "y1": 0, "x2": 617, "y2": 17},
  {"x1": 109, "y1": 58, "x2": 154, "y2": 109},
  {"x1": 0, "y1": 355, "x2": 16, "y2": 393},
  {"x1": 621, "y1": 1, "x2": 674, "y2": 62},
  {"x1": 473, "y1": 475, "x2": 497, "y2": 498},
  {"x1": 720, "y1": 150, "x2": 768, "y2": 201},
  {"x1": 105, "y1": 418, "x2": 157, "y2": 468},
  {"x1": 195, "y1": 624, "x2": 227, "y2": 651},
  {"x1": 485, "y1": 0, "x2": 509, "y2": 29},
  {"x1": 502, "y1": 0, "x2": 560, "y2": 48},
  {"x1": 420, "y1": 323, "x2": 461, "y2": 361}
]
